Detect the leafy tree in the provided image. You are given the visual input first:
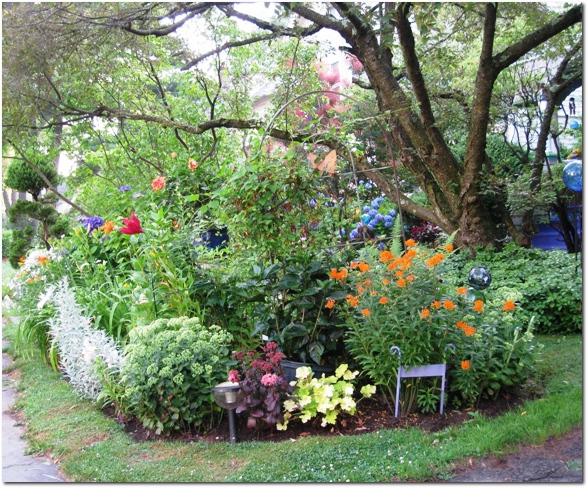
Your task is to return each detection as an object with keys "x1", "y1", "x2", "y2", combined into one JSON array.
[
  {"x1": 4, "y1": 158, "x2": 58, "y2": 201},
  {"x1": 2, "y1": 2, "x2": 582, "y2": 249}
]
